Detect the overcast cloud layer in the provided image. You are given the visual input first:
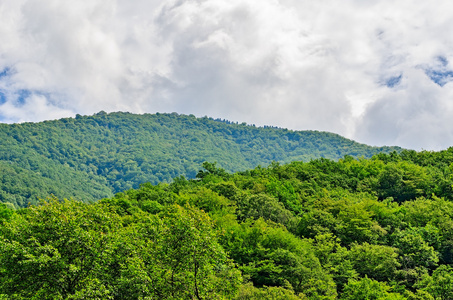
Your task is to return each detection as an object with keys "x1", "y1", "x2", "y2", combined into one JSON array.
[{"x1": 1, "y1": 0, "x2": 453, "y2": 150}]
